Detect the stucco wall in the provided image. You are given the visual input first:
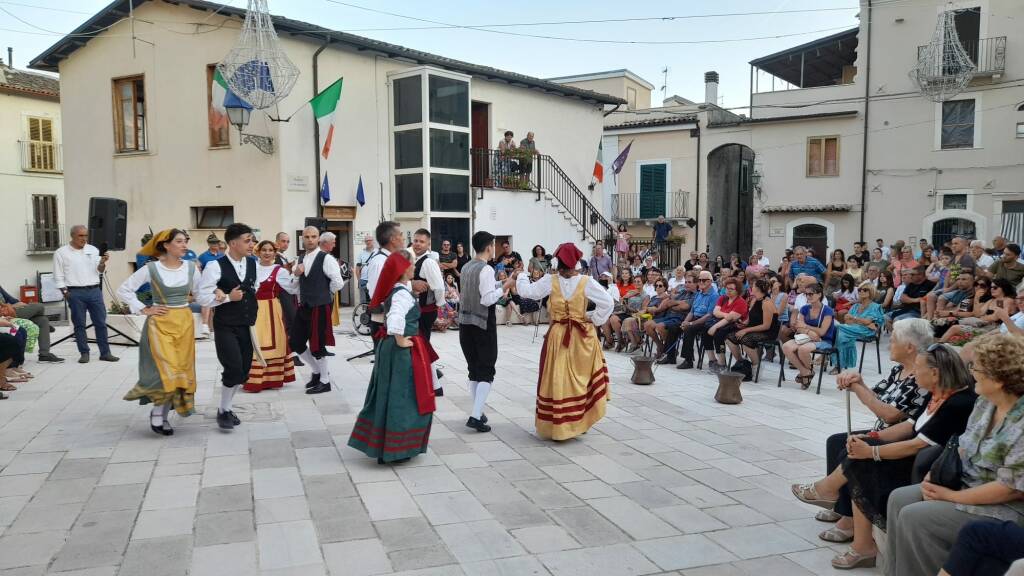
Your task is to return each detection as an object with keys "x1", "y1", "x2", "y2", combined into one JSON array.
[
  {"x1": 474, "y1": 189, "x2": 592, "y2": 259},
  {"x1": 0, "y1": 90, "x2": 65, "y2": 288}
]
